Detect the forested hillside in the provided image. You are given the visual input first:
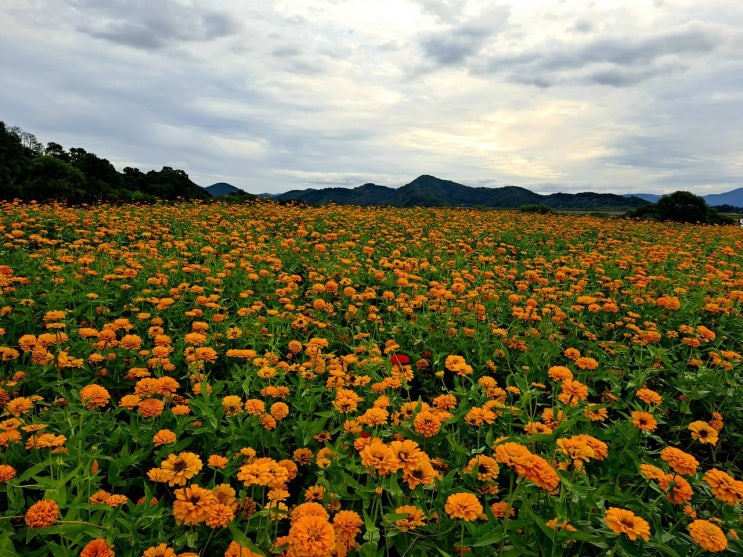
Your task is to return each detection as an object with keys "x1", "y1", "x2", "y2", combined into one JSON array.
[{"x1": 0, "y1": 122, "x2": 210, "y2": 203}]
